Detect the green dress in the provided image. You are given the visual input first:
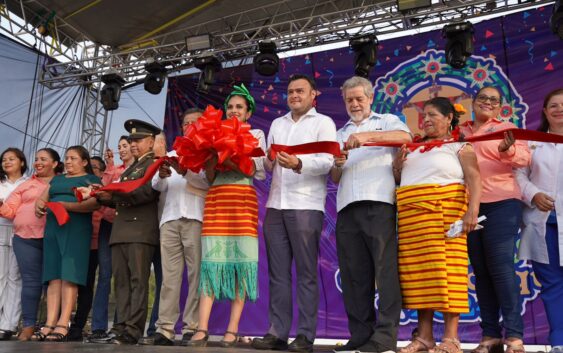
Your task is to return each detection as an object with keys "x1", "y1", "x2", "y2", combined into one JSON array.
[{"x1": 43, "y1": 173, "x2": 100, "y2": 285}]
